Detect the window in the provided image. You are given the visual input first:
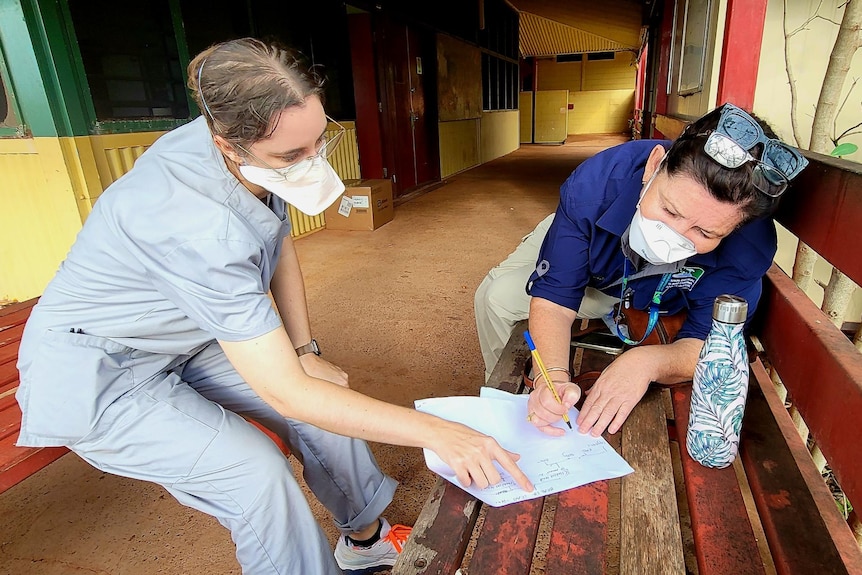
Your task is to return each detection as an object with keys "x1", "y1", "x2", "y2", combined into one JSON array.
[
  {"x1": 678, "y1": 0, "x2": 711, "y2": 95},
  {"x1": 588, "y1": 52, "x2": 616, "y2": 61},
  {"x1": 556, "y1": 54, "x2": 583, "y2": 63},
  {"x1": 479, "y1": 0, "x2": 519, "y2": 111},
  {"x1": 68, "y1": 0, "x2": 191, "y2": 123},
  {"x1": 482, "y1": 54, "x2": 518, "y2": 111}
]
